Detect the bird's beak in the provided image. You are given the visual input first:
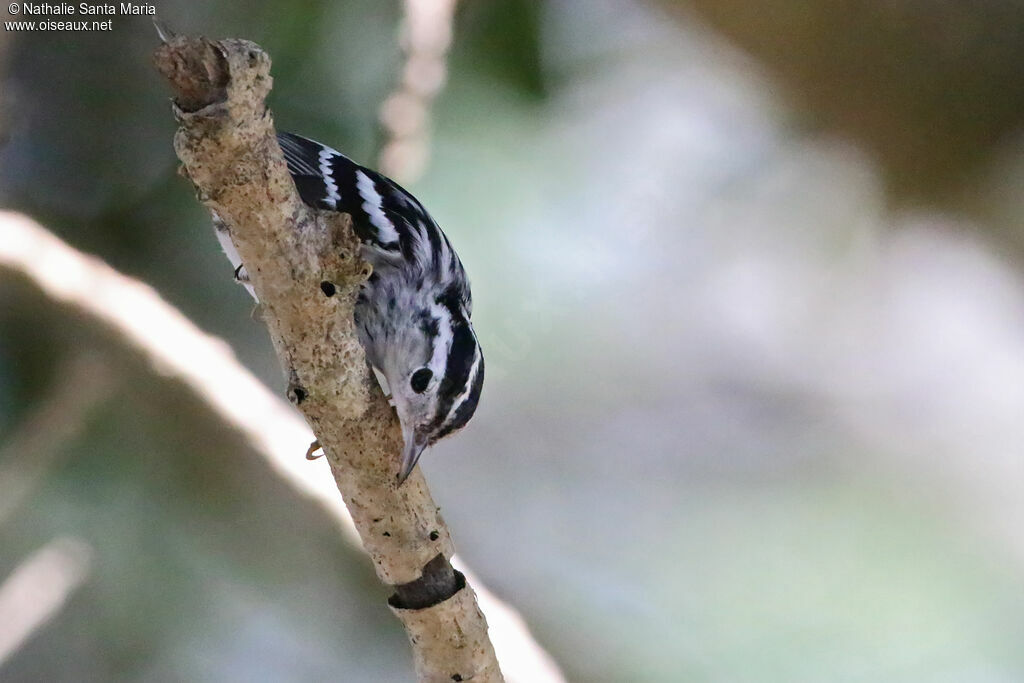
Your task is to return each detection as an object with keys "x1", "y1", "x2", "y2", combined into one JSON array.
[{"x1": 397, "y1": 433, "x2": 428, "y2": 485}]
